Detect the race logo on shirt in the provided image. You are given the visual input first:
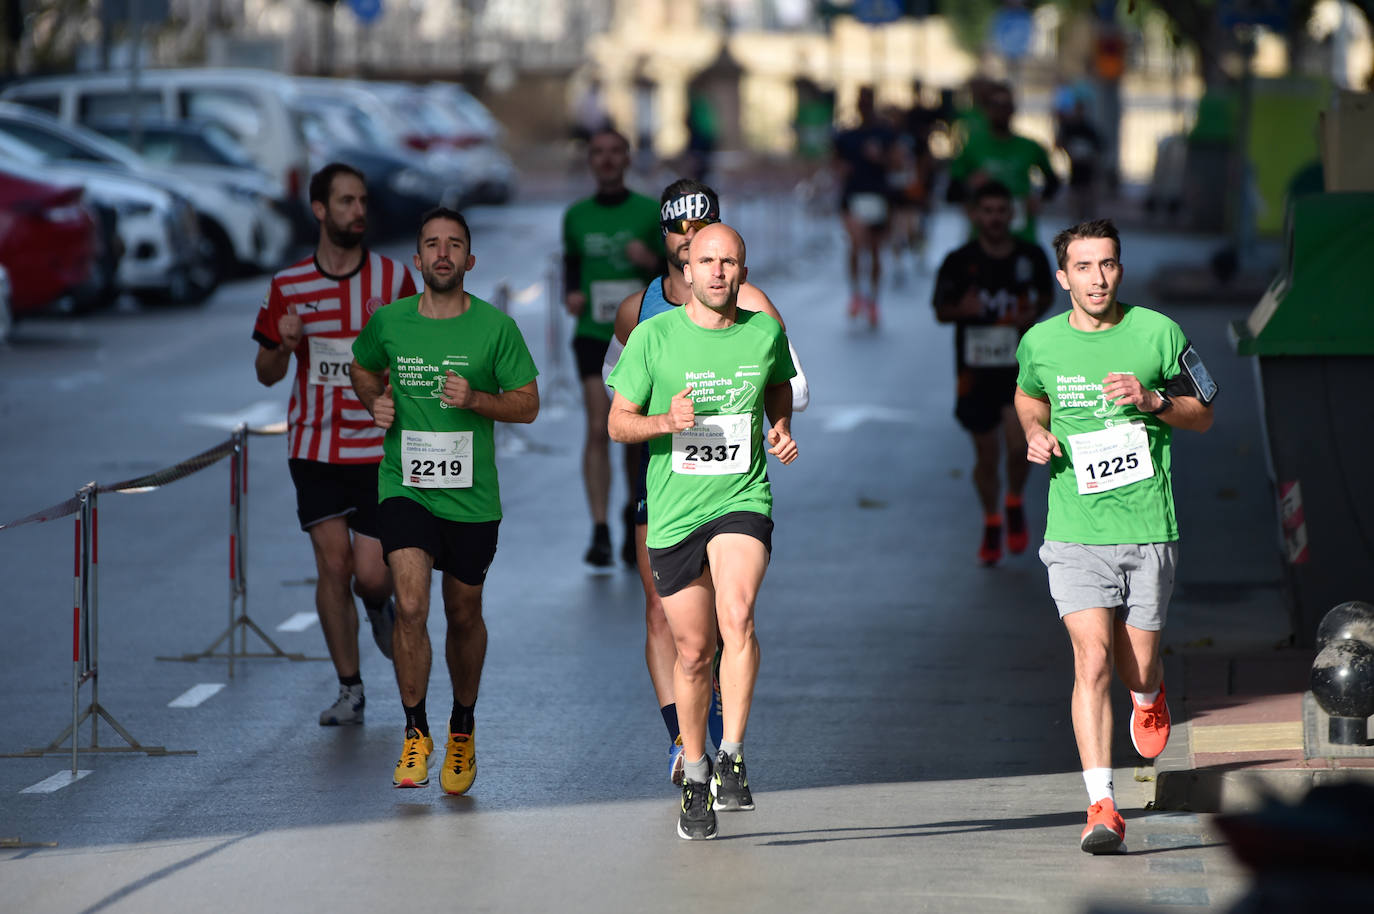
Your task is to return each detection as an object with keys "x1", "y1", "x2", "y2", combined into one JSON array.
[
  {"x1": 685, "y1": 368, "x2": 755, "y2": 413},
  {"x1": 364, "y1": 296, "x2": 384, "y2": 316}
]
